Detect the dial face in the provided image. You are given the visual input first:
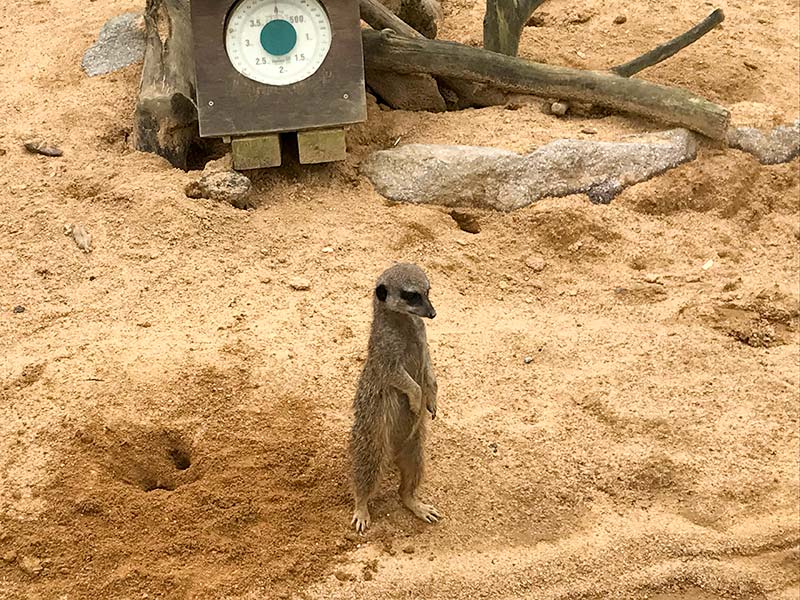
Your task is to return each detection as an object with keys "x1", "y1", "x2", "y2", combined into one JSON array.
[{"x1": 225, "y1": 0, "x2": 332, "y2": 86}]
